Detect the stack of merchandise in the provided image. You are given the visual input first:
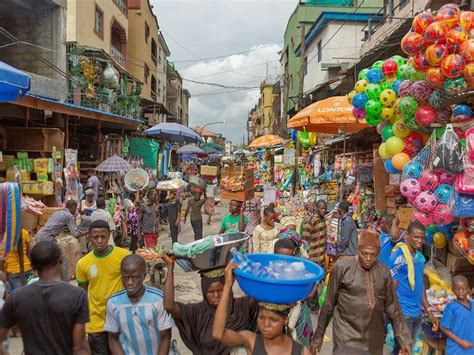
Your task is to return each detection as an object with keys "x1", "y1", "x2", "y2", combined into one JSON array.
[{"x1": 220, "y1": 166, "x2": 254, "y2": 201}]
